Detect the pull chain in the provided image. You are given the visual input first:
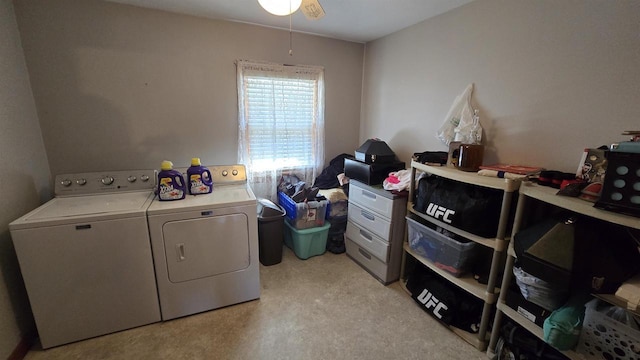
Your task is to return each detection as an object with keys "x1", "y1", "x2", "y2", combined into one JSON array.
[{"x1": 289, "y1": 9, "x2": 293, "y2": 56}]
